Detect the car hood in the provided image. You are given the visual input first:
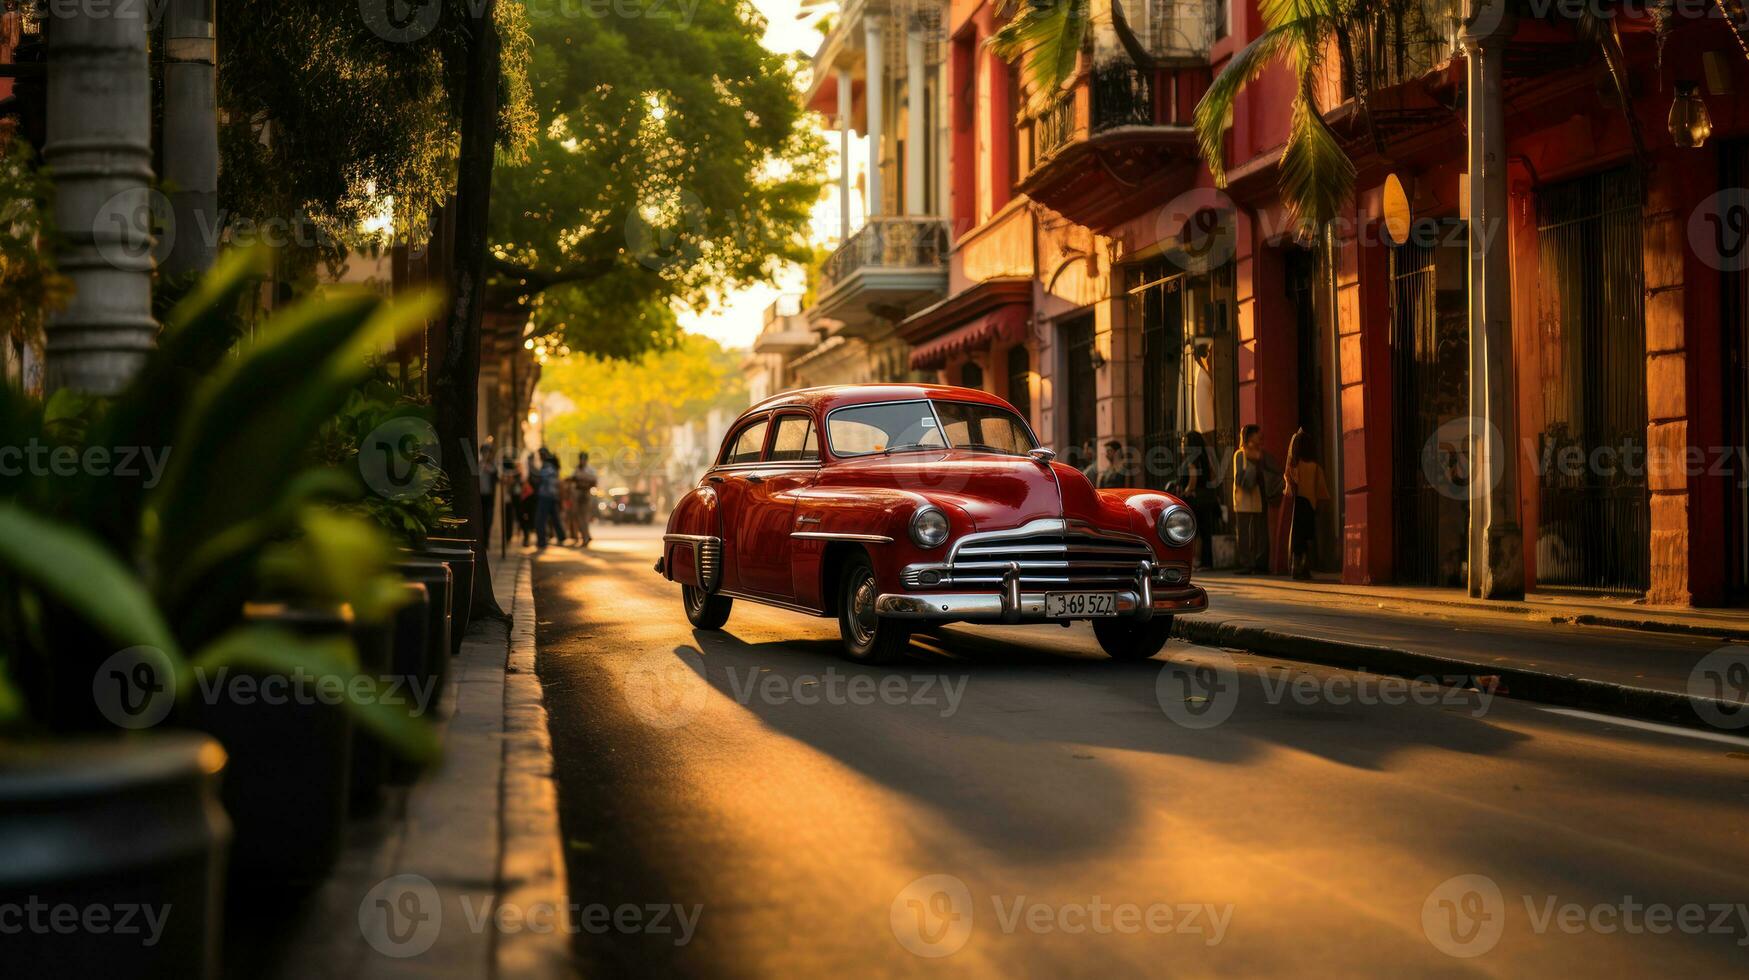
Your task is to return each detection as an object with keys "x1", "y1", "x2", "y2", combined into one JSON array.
[{"x1": 819, "y1": 451, "x2": 1117, "y2": 531}]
